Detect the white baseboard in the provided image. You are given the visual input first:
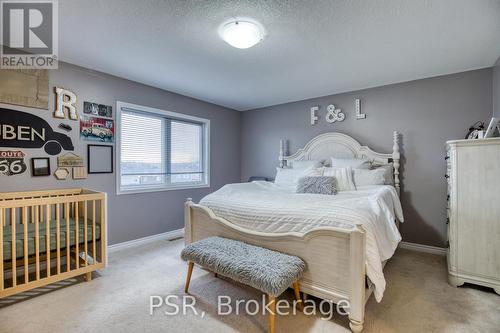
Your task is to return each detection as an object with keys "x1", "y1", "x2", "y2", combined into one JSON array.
[
  {"x1": 108, "y1": 228, "x2": 184, "y2": 253},
  {"x1": 399, "y1": 241, "x2": 447, "y2": 256},
  {"x1": 108, "y1": 231, "x2": 446, "y2": 257}
]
